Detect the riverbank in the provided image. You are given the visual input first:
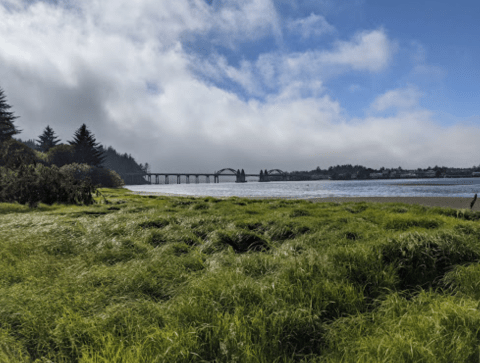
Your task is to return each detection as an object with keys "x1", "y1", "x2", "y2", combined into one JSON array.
[
  {"x1": 307, "y1": 196, "x2": 479, "y2": 210},
  {"x1": 127, "y1": 191, "x2": 479, "y2": 211},
  {"x1": 2, "y1": 188, "x2": 480, "y2": 362}
]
